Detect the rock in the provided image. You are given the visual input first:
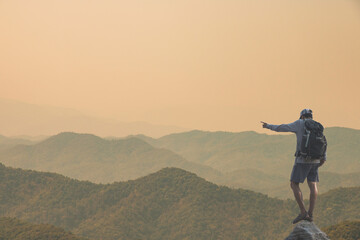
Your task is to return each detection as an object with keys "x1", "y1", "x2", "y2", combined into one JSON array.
[{"x1": 285, "y1": 221, "x2": 330, "y2": 240}]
